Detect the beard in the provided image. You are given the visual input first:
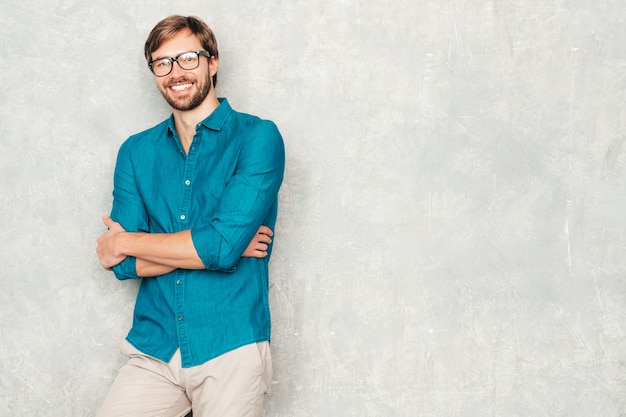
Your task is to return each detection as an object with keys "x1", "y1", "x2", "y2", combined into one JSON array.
[{"x1": 160, "y1": 72, "x2": 212, "y2": 112}]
